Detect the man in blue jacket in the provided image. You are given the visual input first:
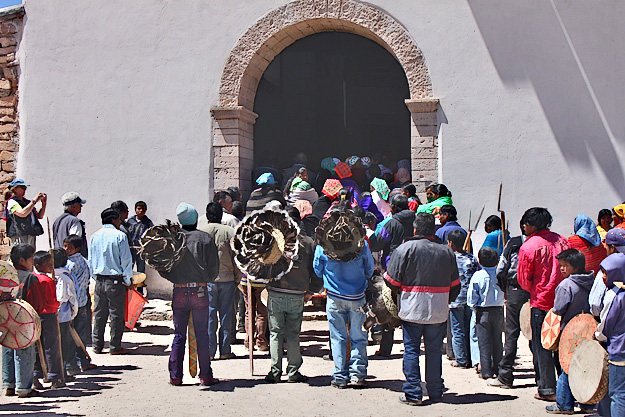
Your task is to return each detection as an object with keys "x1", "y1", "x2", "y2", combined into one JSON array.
[{"x1": 313, "y1": 210, "x2": 375, "y2": 389}]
